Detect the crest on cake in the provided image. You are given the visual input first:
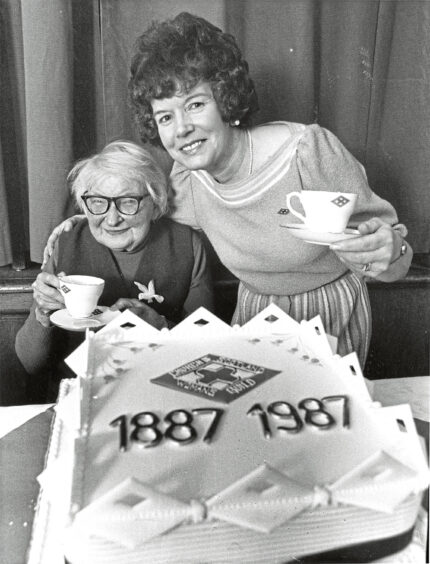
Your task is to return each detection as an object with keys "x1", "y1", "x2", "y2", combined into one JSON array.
[{"x1": 151, "y1": 353, "x2": 281, "y2": 403}]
